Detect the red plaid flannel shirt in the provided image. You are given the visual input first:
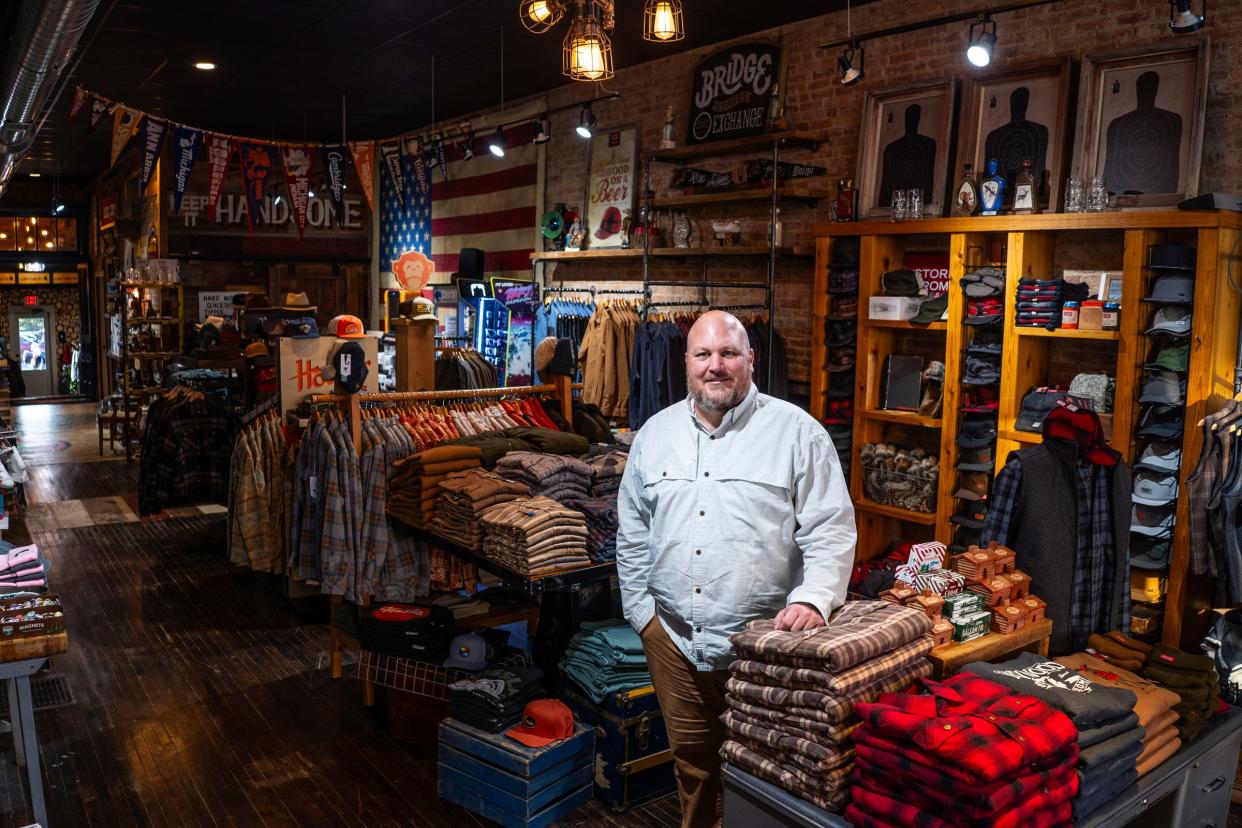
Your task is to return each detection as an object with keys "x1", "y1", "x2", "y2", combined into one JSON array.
[
  {"x1": 845, "y1": 783, "x2": 1074, "y2": 828},
  {"x1": 854, "y1": 672, "x2": 1078, "y2": 783}
]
